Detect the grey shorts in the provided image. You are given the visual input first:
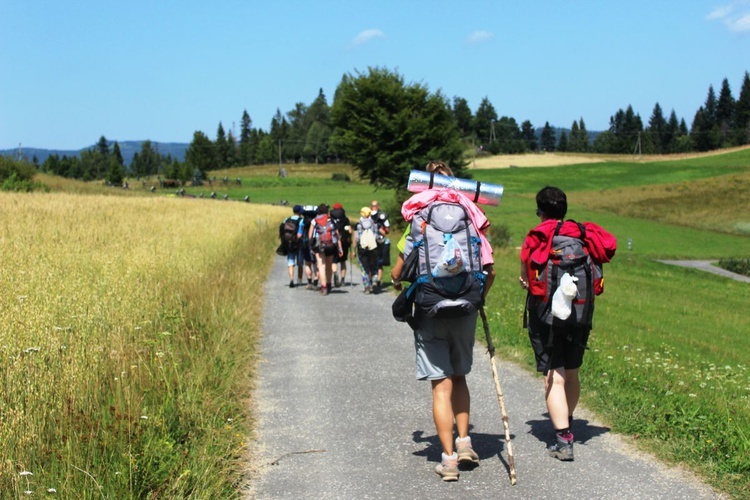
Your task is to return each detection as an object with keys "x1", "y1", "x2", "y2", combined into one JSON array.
[{"x1": 413, "y1": 311, "x2": 477, "y2": 380}]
